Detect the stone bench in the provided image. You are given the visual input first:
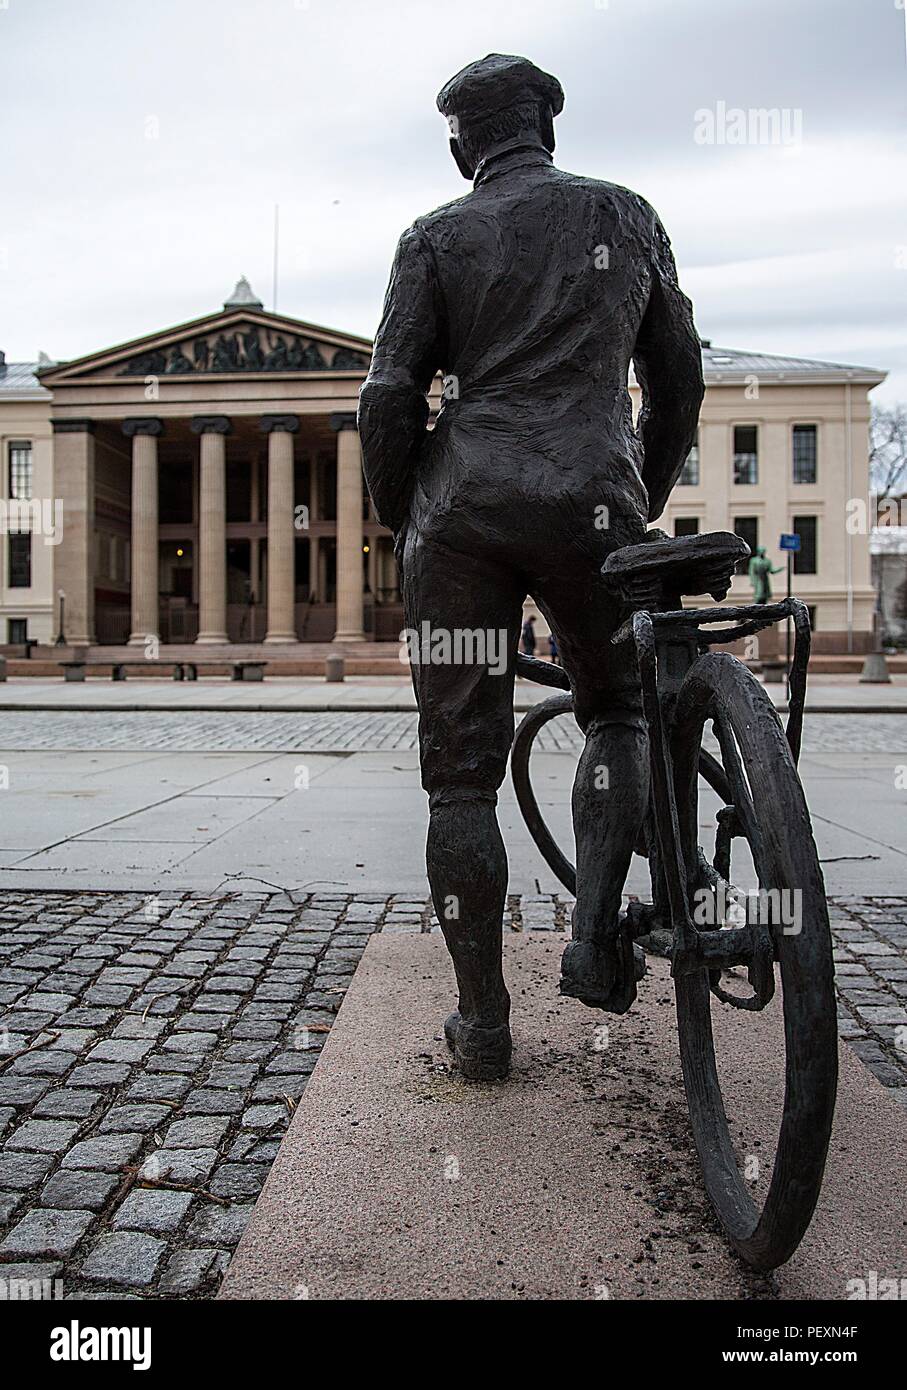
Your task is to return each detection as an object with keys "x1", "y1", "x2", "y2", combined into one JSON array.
[
  {"x1": 59, "y1": 660, "x2": 266, "y2": 682},
  {"x1": 107, "y1": 661, "x2": 191, "y2": 681},
  {"x1": 231, "y1": 661, "x2": 266, "y2": 682},
  {"x1": 111, "y1": 660, "x2": 224, "y2": 682}
]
